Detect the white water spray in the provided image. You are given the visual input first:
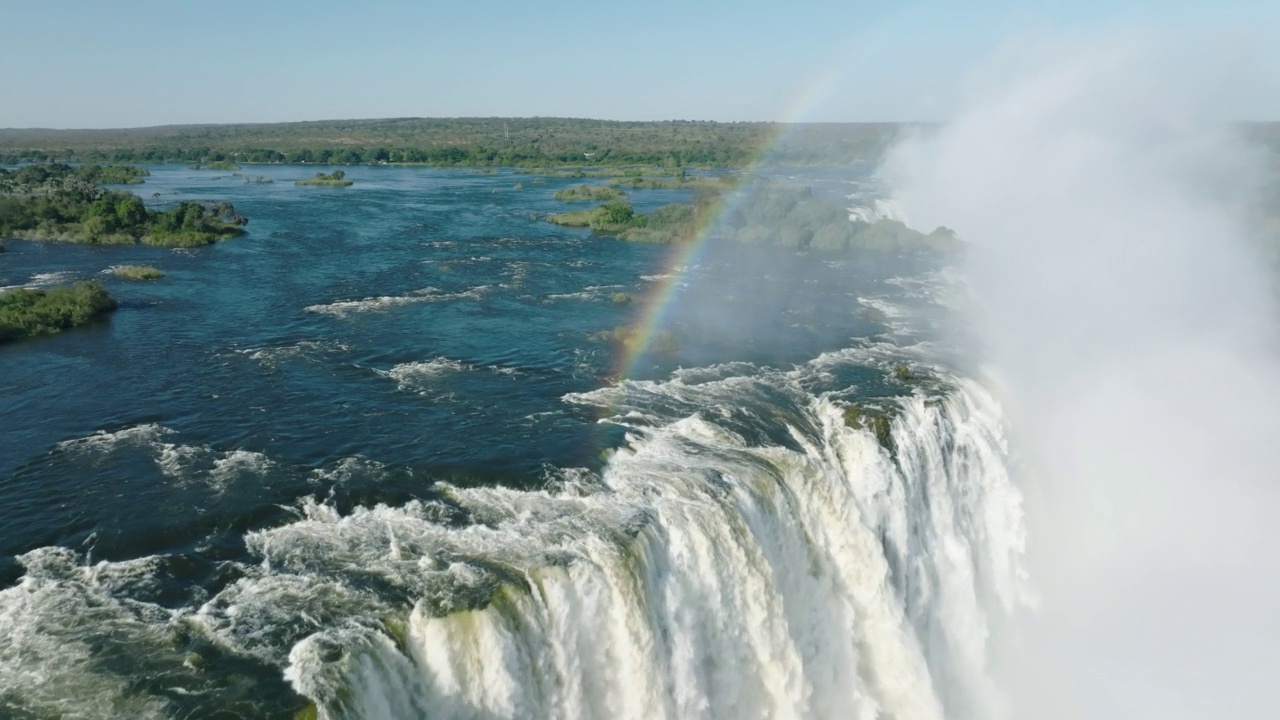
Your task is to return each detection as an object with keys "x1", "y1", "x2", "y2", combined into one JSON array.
[
  {"x1": 884, "y1": 32, "x2": 1280, "y2": 719},
  {"x1": 261, "y1": 353, "x2": 1029, "y2": 720}
]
